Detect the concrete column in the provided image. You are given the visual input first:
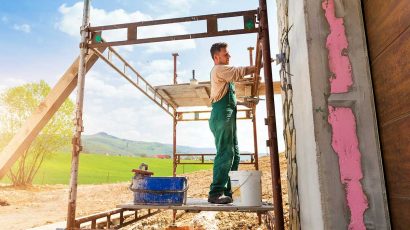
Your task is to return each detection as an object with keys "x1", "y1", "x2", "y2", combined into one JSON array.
[{"x1": 276, "y1": 0, "x2": 390, "y2": 229}]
